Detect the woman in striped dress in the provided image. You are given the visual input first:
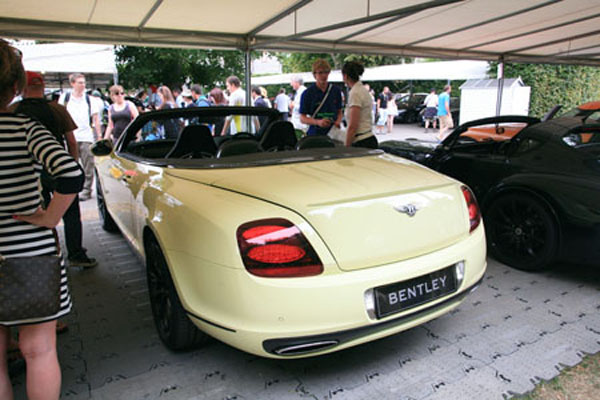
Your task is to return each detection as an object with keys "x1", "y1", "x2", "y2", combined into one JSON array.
[{"x1": 0, "y1": 40, "x2": 84, "y2": 400}]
